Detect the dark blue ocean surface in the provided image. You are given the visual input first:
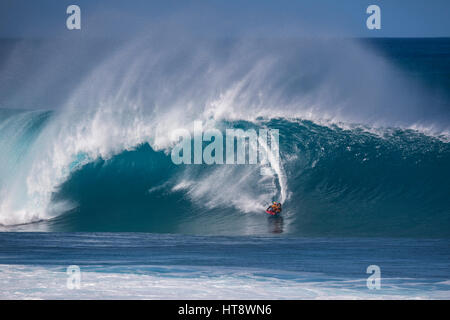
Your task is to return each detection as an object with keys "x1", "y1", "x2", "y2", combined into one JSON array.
[{"x1": 0, "y1": 233, "x2": 449, "y2": 299}]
